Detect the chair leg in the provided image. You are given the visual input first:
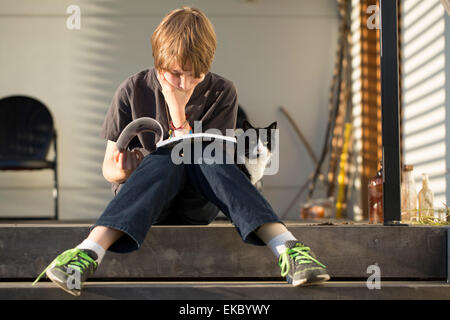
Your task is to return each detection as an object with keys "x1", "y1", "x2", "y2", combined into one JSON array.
[
  {"x1": 53, "y1": 131, "x2": 58, "y2": 220},
  {"x1": 53, "y1": 166, "x2": 58, "y2": 220}
]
